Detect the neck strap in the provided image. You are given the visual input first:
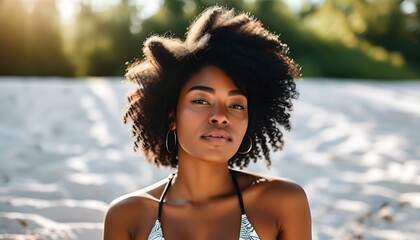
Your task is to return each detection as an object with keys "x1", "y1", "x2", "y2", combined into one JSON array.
[
  {"x1": 158, "y1": 172, "x2": 176, "y2": 221},
  {"x1": 229, "y1": 169, "x2": 246, "y2": 214}
]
